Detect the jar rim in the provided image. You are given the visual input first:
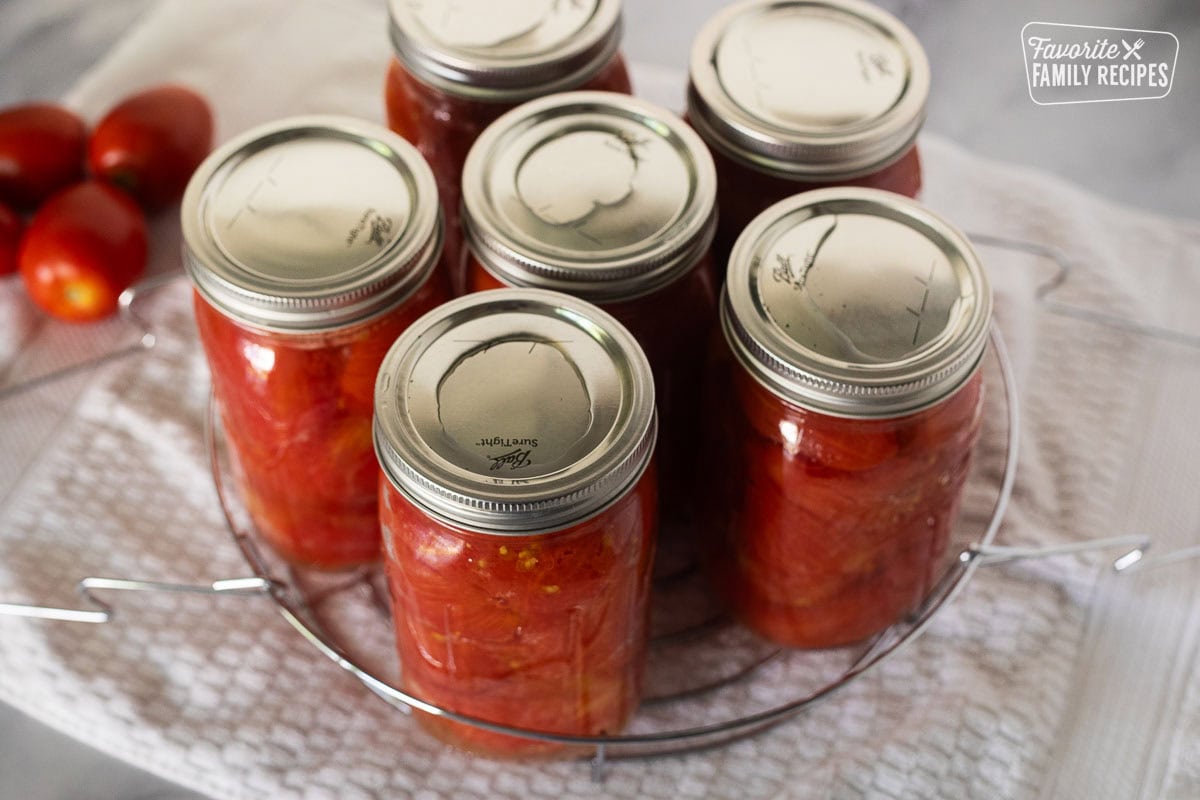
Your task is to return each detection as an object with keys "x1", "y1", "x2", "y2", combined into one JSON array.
[
  {"x1": 373, "y1": 288, "x2": 658, "y2": 533},
  {"x1": 721, "y1": 188, "x2": 992, "y2": 418},
  {"x1": 181, "y1": 116, "x2": 443, "y2": 333},
  {"x1": 388, "y1": 0, "x2": 625, "y2": 101},
  {"x1": 687, "y1": 0, "x2": 930, "y2": 178},
  {"x1": 461, "y1": 91, "x2": 717, "y2": 302}
]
